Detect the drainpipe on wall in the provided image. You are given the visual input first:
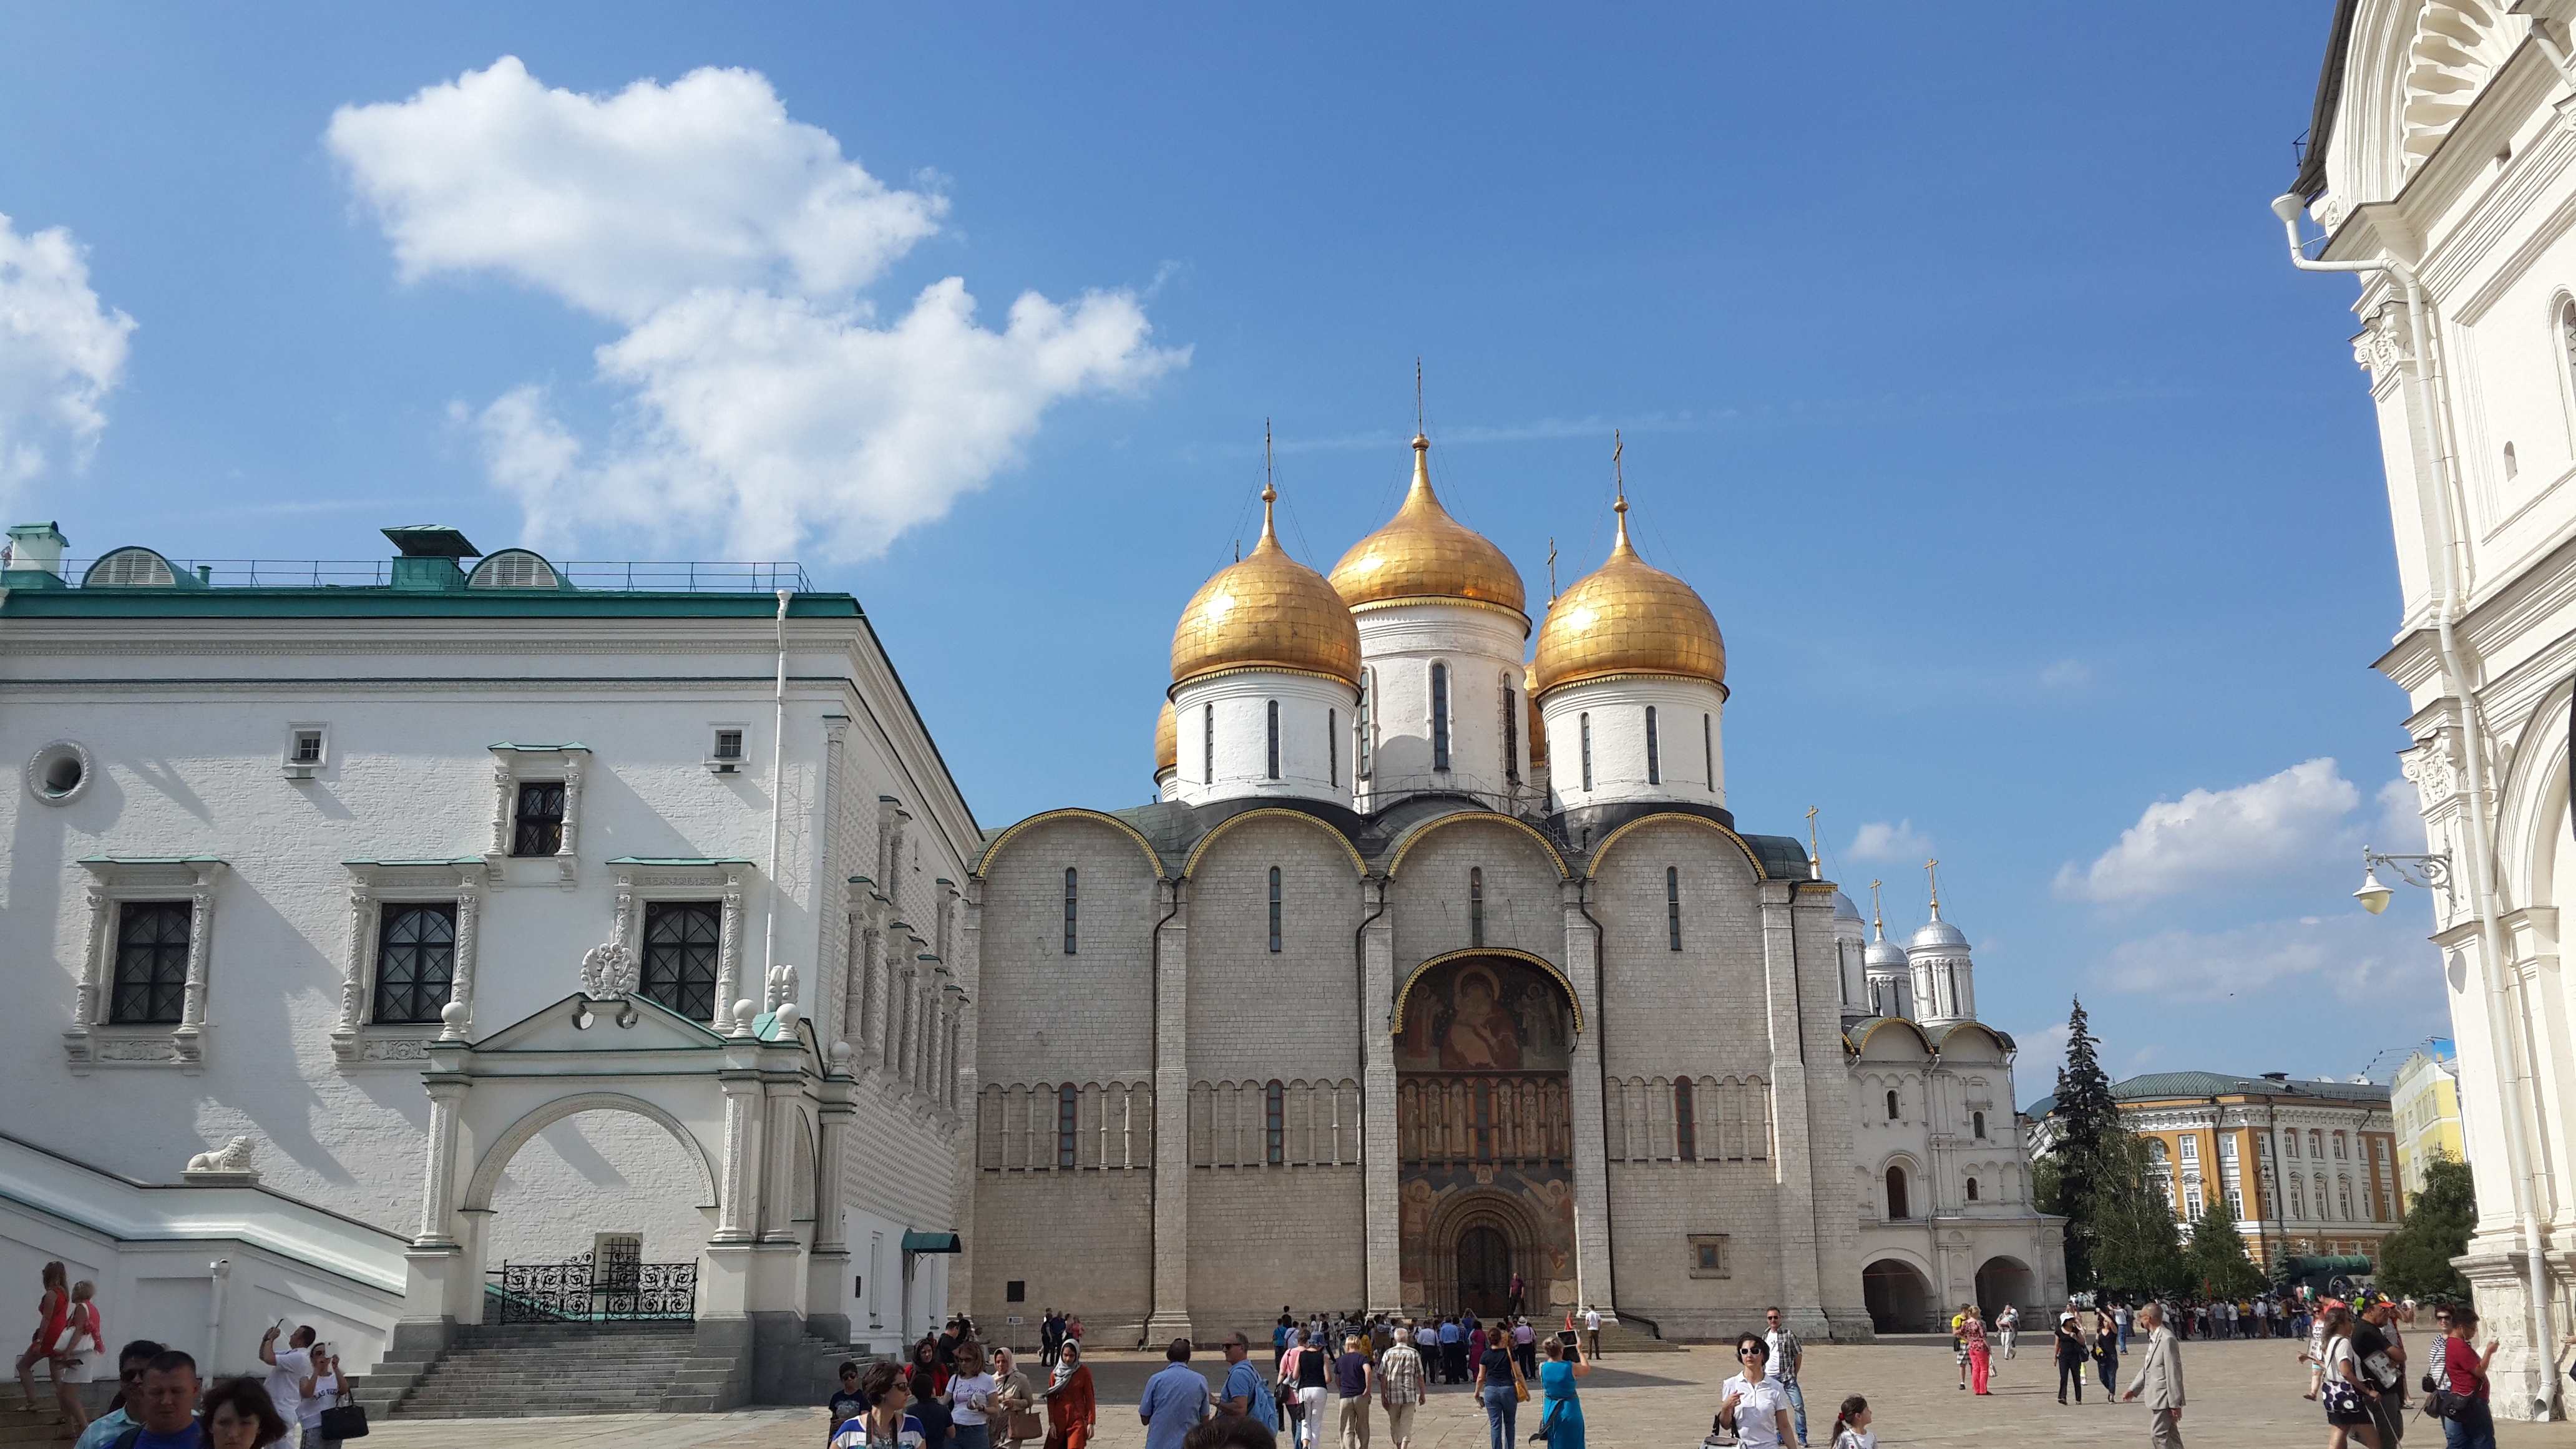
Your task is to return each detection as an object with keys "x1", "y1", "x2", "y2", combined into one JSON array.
[
  {"x1": 2271, "y1": 198, "x2": 2559, "y2": 1417},
  {"x1": 760, "y1": 589, "x2": 791, "y2": 1019}
]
